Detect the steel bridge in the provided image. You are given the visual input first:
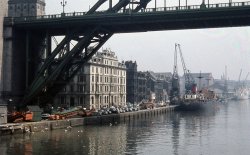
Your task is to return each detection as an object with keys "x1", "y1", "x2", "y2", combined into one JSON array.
[{"x1": 2, "y1": 0, "x2": 250, "y2": 107}]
